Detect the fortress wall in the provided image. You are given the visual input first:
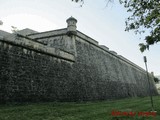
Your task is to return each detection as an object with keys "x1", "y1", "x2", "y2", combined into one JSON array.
[
  {"x1": 0, "y1": 35, "x2": 77, "y2": 103},
  {"x1": 35, "y1": 35, "x2": 76, "y2": 55},
  {"x1": 73, "y1": 35, "x2": 158, "y2": 100},
  {"x1": 1, "y1": 34, "x2": 75, "y2": 62},
  {"x1": 28, "y1": 29, "x2": 76, "y2": 55},
  {"x1": 0, "y1": 31, "x2": 158, "y2": 103}
]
